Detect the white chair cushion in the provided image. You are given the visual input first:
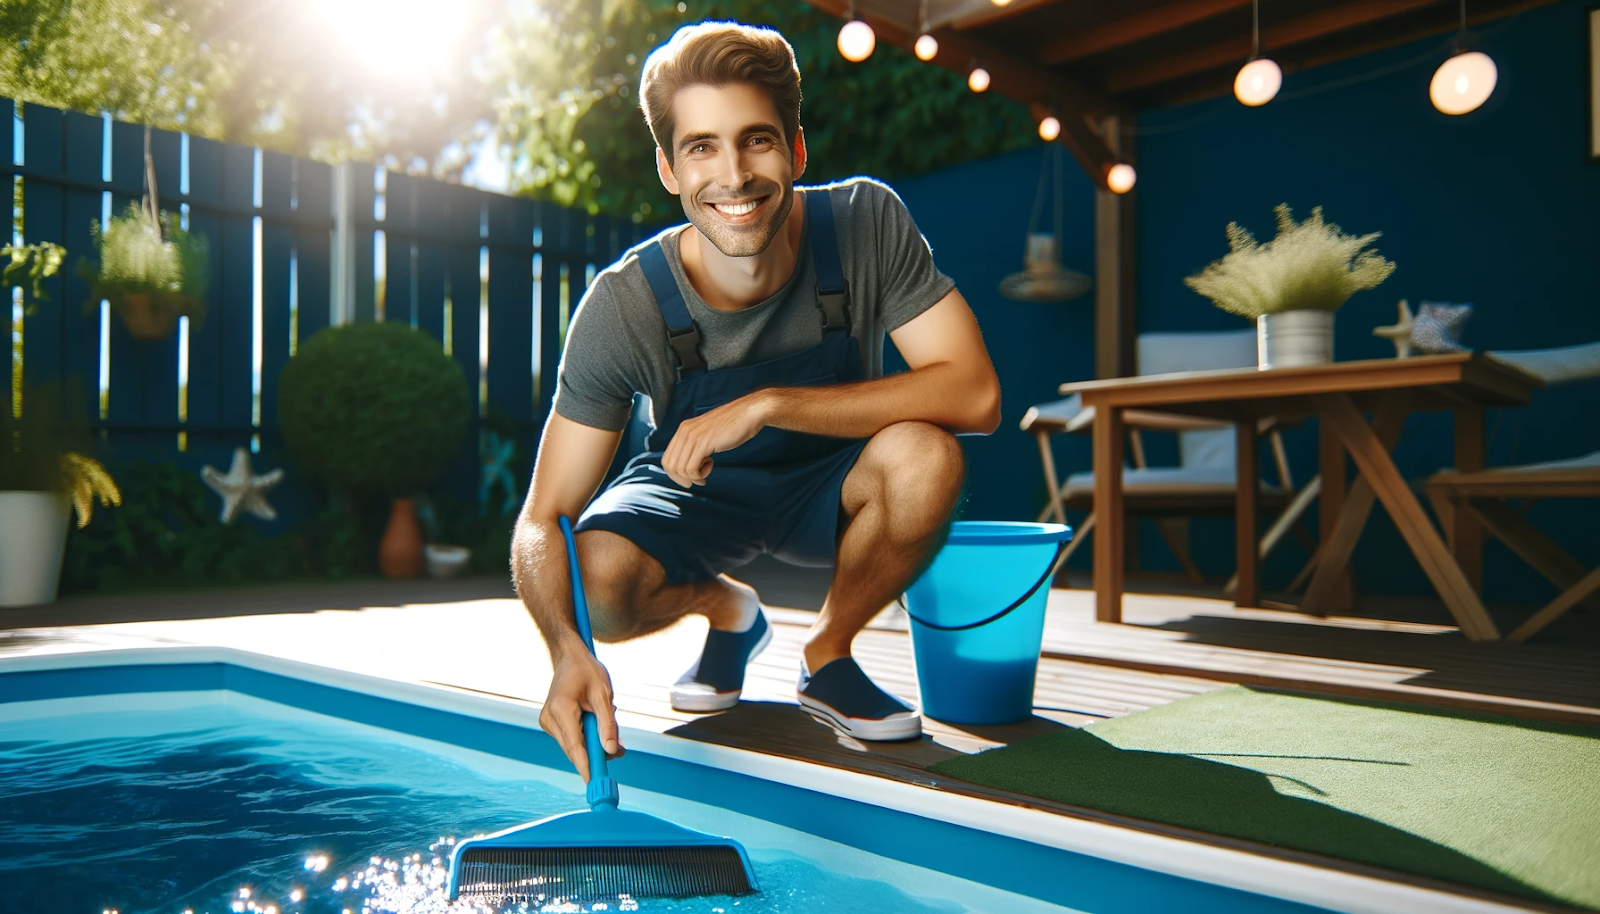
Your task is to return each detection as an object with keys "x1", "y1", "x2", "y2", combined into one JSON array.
[
  {"x1": 1064, "y1": 465, "x2": 1283, "y2": 496},
  {"x1": 1488, "y1": 342, "x2": 1600, "y2": 386},
  {"x1": 1137, "y1": 329, "x2": 1257, "y2": 376}
]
